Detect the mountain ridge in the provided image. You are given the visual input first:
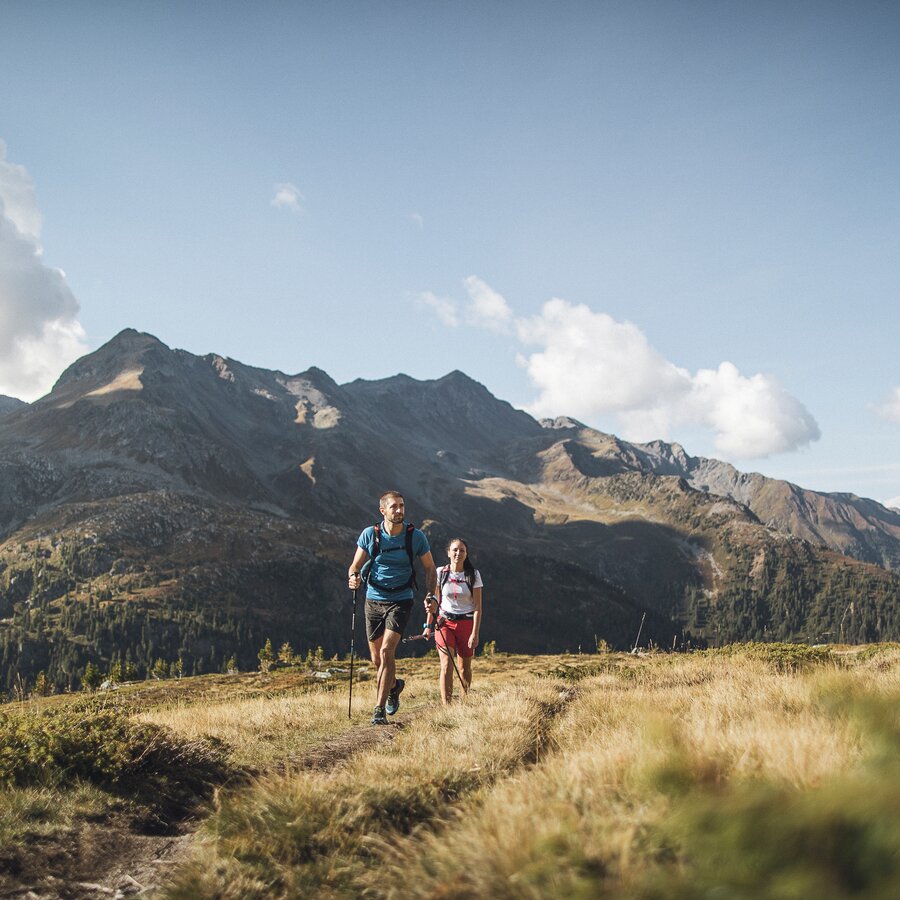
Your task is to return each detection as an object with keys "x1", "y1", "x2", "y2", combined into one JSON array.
[{"x1": 0, "y1": 329, "x2": 897, "y2": 692}]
